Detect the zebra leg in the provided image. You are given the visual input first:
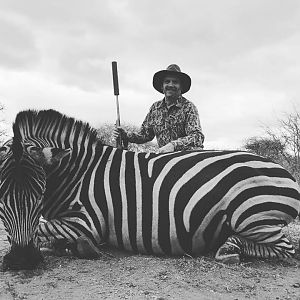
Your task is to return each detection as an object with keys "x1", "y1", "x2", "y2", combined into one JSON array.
[
  {"x1": 37, "y1": 215, "x2": 103, "y2": 258},
  {"x1": 215, "y1": 226, "x2": 295, "y2": 263}
]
